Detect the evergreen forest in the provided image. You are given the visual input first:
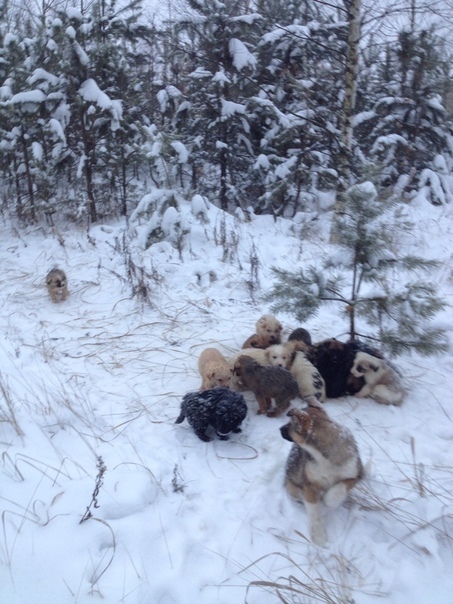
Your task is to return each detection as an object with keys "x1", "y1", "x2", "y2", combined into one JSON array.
[{"x1": 1, "y1": 0, "x2": 453, "y2": 224}]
